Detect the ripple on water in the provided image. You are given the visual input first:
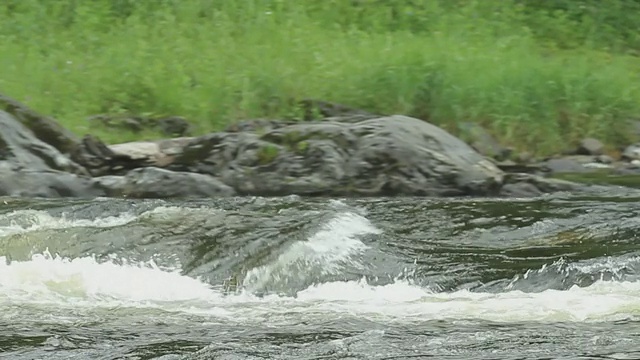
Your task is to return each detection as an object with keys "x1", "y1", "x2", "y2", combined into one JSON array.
[{"x1": 1, "y1": 195, "x2": 640, "y2": 359}]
